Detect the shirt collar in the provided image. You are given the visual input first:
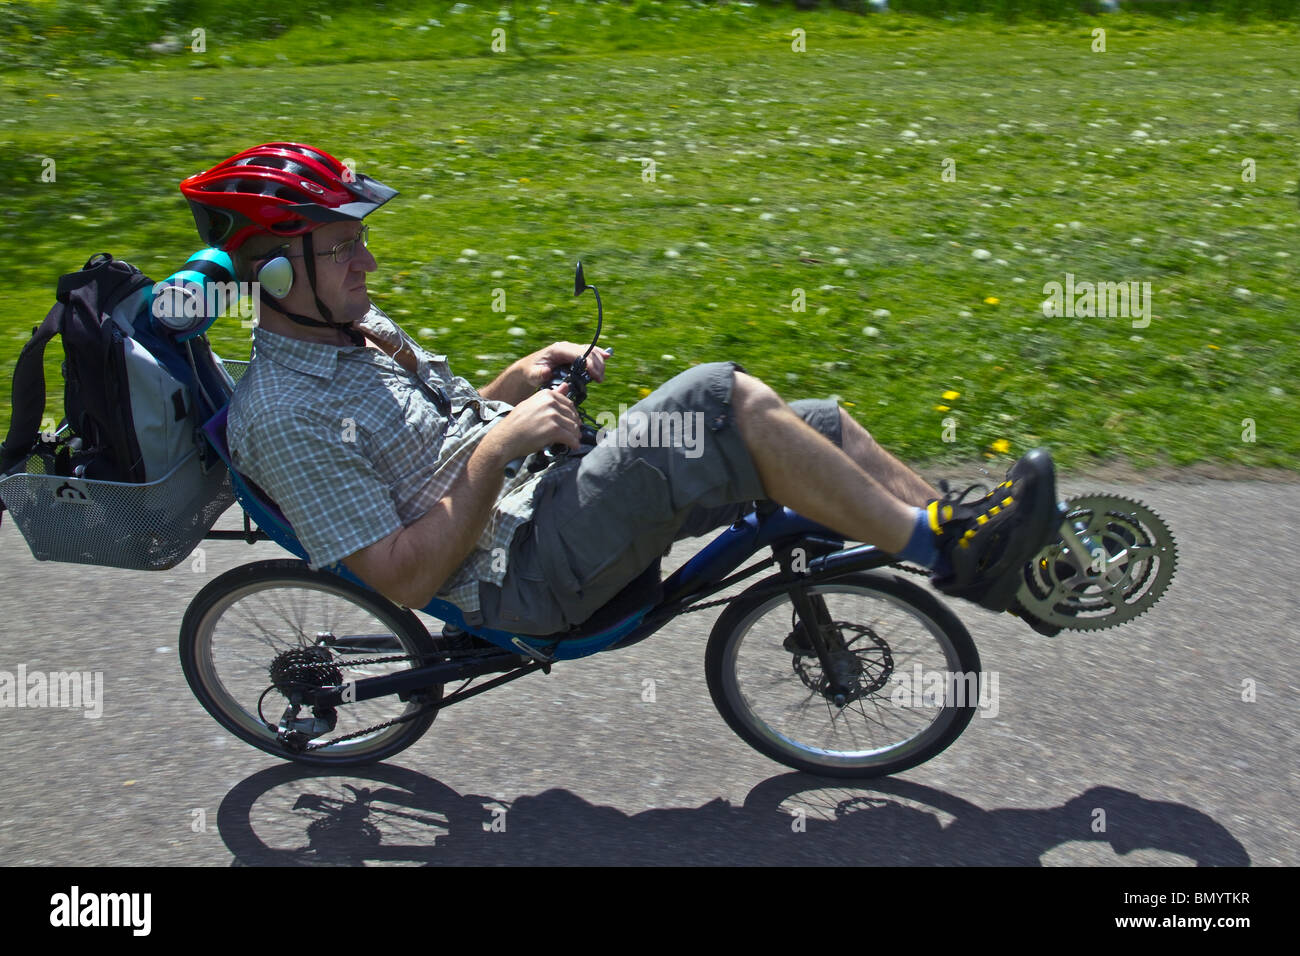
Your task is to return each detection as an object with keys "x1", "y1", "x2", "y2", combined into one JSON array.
[
  {"x1": 251, "y1": 305, "x2": 449, "y2": 380},
  {"x1": 251, "y1": 324, "x2": 346, "y2": 381}
]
